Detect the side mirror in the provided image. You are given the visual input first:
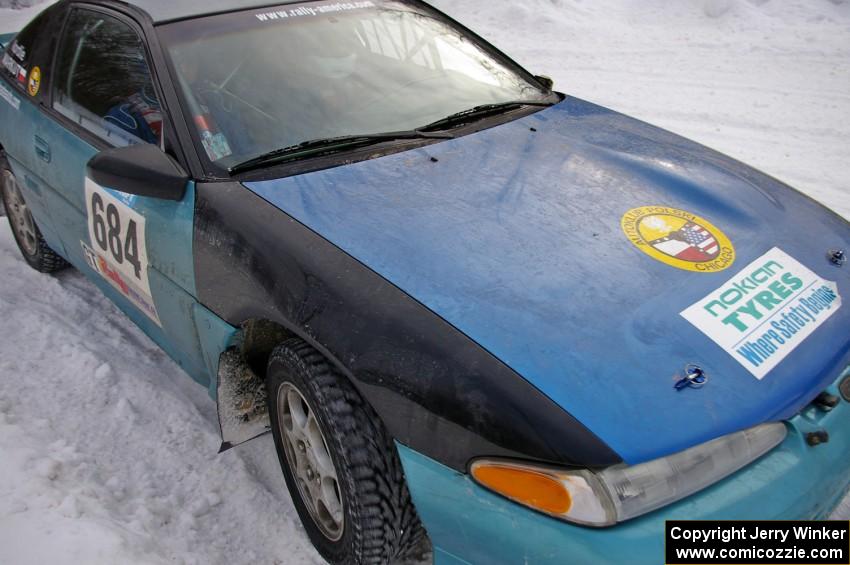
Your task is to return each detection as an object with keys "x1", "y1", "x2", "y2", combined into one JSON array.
[
  {"x1": 86, "y1": 144, "x2": 189, "y2": 201},
  {"x1": 535, "y1": 74, "x2": 555, "y2": 92}
]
